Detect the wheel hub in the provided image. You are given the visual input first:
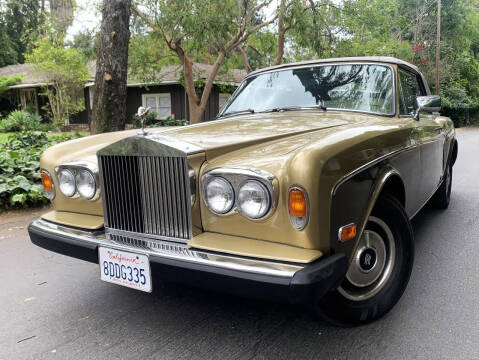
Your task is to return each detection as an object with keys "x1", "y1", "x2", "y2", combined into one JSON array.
[
  {"x1": 338, "y1": 216, "x2": 396, "y2": 301},
  {"x1": 359, "y1": 247, "x2": 377, "y2": 271}
]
